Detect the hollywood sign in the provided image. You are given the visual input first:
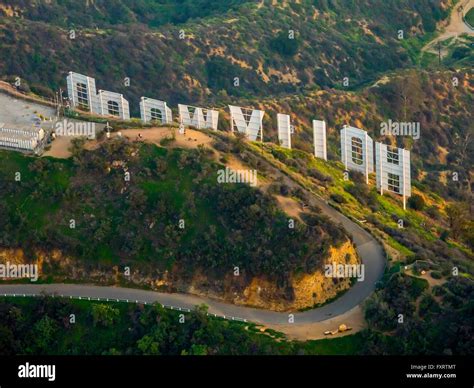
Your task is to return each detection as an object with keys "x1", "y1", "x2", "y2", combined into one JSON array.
[
  {"x1": 67, "y1": 72, "x2": 130, "y2": 120},
  {"x1": 66, "y1": 71, "x2": 411, "y2": 208},
  {"x1": 341, "y1": 126, "x2": 411, "y2": 209},
  {"x1": 68, "y1": 72, "x2": 212, "y2": 127},
  {"x1": 229, "y1": 105, "x2": 264, "y2": 141},
  {"x1": 375, "y1": 142, "x2": 411, "y2": 209},
  {"x1": 277, "y1": 114, "x2": 292, "y2": 149},
  {"x1": 313, "y1": 120, "x2": 327, "y2": 161},
  {"x1": 178, "y1": 104, "x2": 219, "y2": 130},
  {"x1": 141, "y1": 97, "x2": 172, "y2": 125},
  {"x1": 341, "y1": 125, "x2": 374, "y2": 184}
]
